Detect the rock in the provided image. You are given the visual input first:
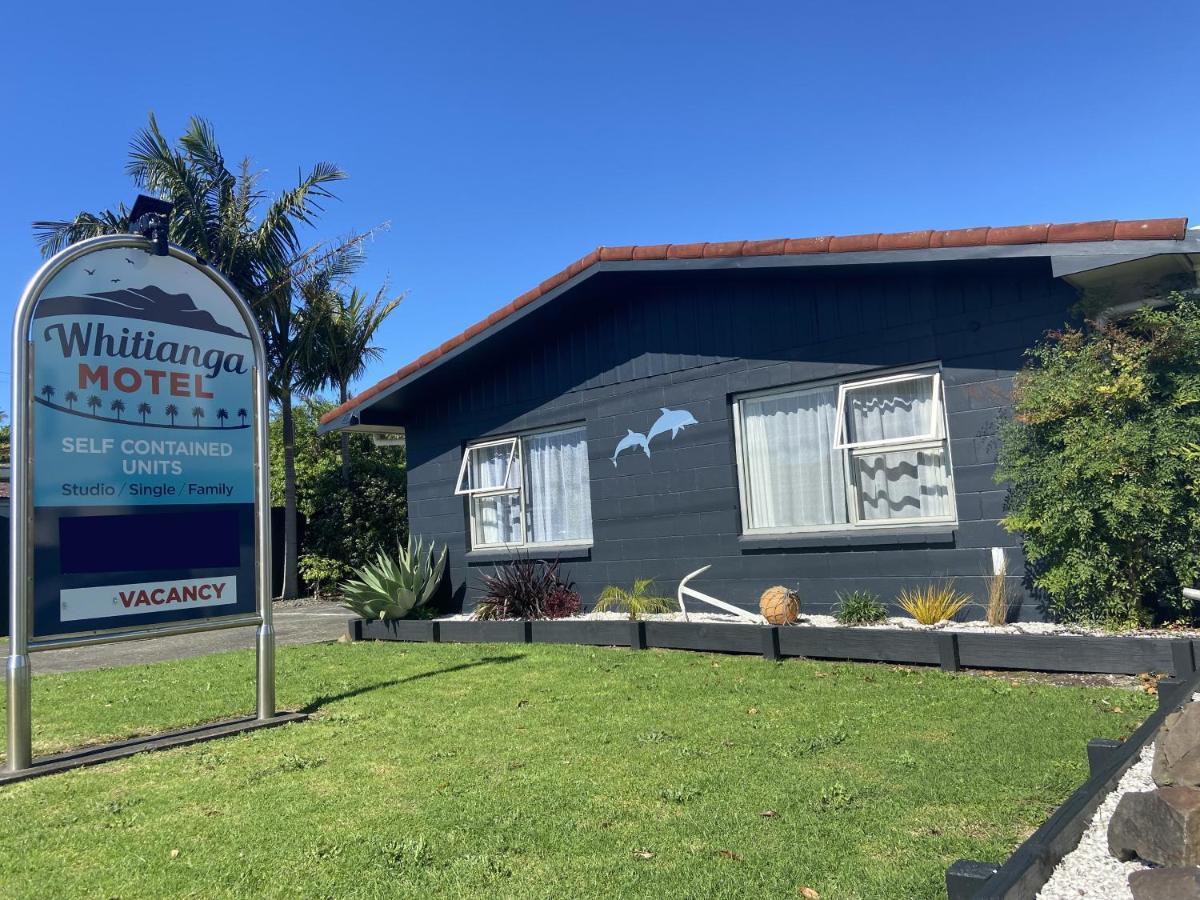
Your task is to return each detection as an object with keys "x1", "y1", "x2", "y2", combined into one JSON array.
[
  {"x1": 1155, "y1": 703, "x2": 1200, "y2": 788},
  {"x1": 1129, "y1": 867, "x2": 1200, "y2": 900},
  {"x1": 1109, "y1": 787, "x2": 1200, "y2": 866}
]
